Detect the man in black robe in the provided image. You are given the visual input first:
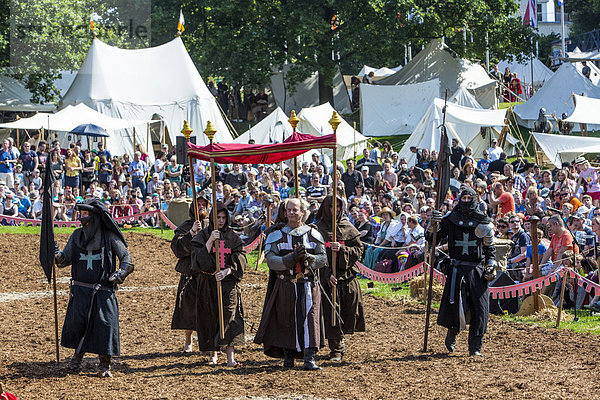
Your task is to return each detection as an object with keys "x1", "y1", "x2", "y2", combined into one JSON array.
[
  {"x1": 316, "y1": 195, "x2": 365, "y2": 361},
  {"x1": 430, "y1": 187, "x2": 496, "y2": 357},
  {"x1": 55, "y1": 198, "x2": 134, "y2": 377},
  {"x1": 170, "y1": 194, "x2": 210, "y2": 353},
  {"x1": 190, "y1": 202, "x2": 246, "y2": 366},
  {"x1": 254, "y1": 198, "x2": 327, "y2": 370}
]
